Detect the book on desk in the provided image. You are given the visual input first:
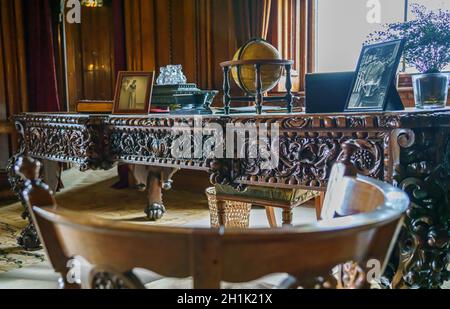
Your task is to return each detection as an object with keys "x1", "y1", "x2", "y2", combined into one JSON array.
[{"x1": 76, "y1": 100, "x2": 170, "y2": 114}]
